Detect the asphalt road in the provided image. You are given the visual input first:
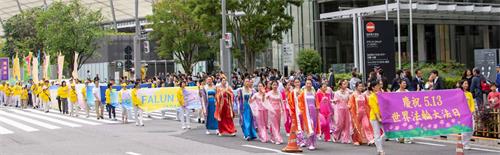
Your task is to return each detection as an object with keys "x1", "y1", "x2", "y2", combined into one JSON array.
[{"x1": 1, "y1": 106, "x2": 499, "y2": 155}]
